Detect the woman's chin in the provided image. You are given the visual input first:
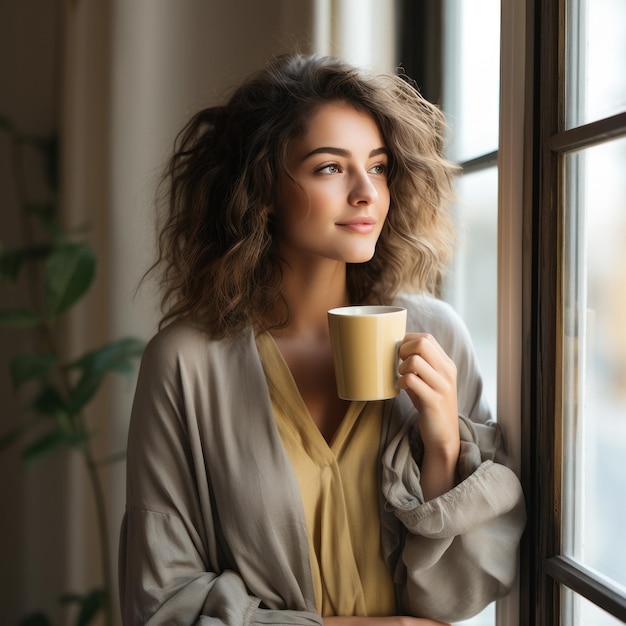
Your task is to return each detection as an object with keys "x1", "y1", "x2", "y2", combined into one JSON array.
[{"x1": 345, "y1": 251, "x2": 376, "y2": 265}]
